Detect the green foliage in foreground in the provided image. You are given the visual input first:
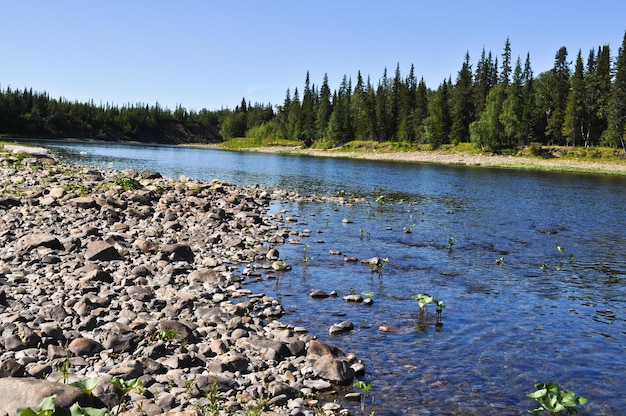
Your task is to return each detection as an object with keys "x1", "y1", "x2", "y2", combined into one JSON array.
[
  {"x1": 527, "y1": 382, "x2": 587, "y2": 415},
  {"x1": 16, "y1": 378, "x2": 144, "y2": 416},
  {"x1": 113, "y1": 177, "x2": 142, "y2": 191}
]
